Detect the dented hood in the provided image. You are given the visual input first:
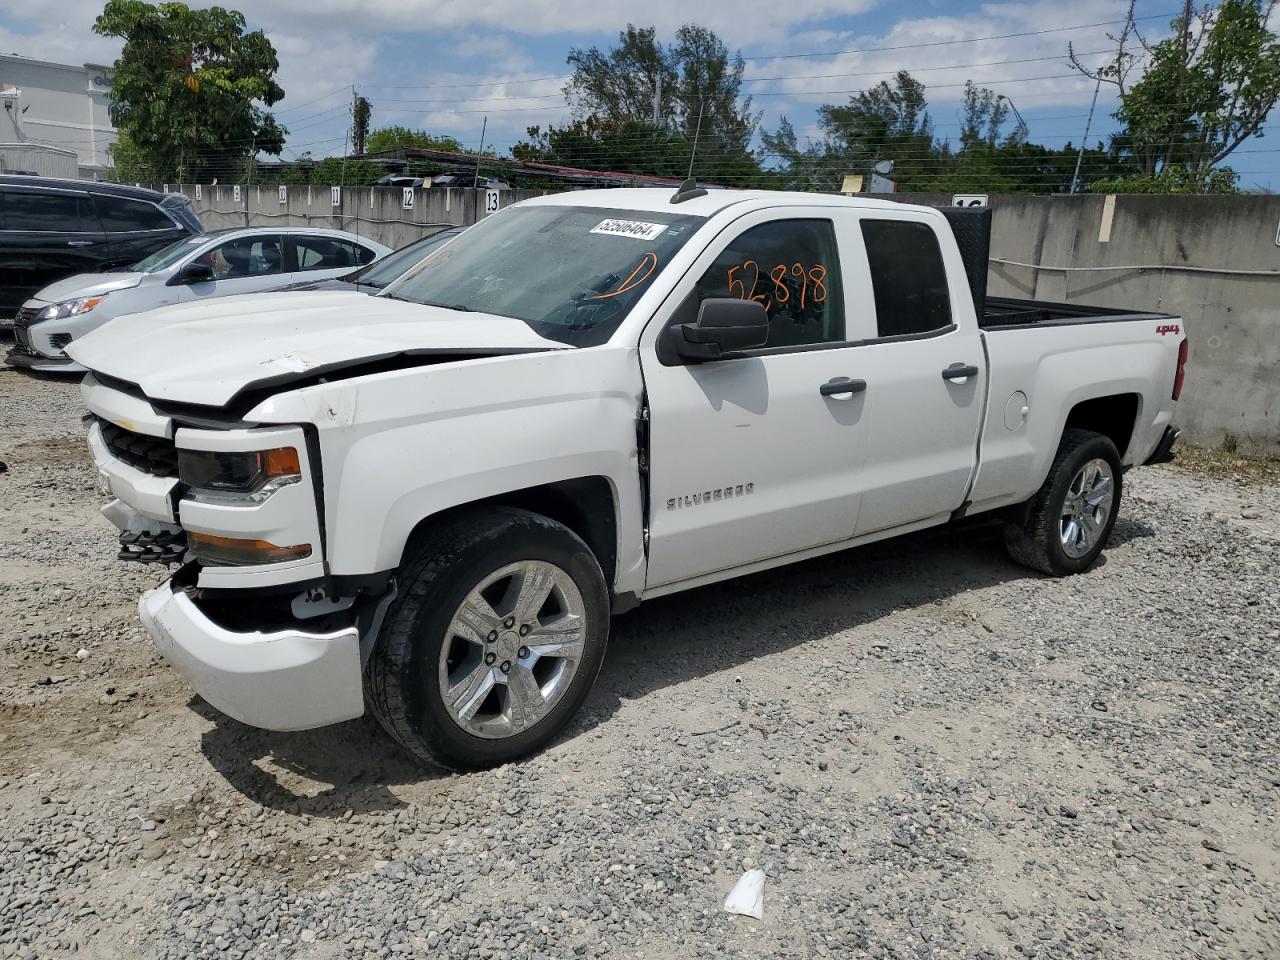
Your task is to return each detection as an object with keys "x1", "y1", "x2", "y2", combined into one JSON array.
[{"x1": 66, "y1": 290, "x2": 568, "y2": 407}]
